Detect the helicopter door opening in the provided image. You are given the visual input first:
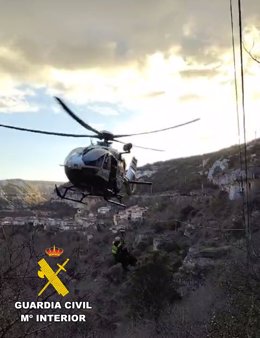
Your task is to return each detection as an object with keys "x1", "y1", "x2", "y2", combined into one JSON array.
[
  {"x1": 108, "y1": 155, "x2": 117, "y2": 190},
  {"x1": 103, "y1": 154, "x2": 111, "y2": 170}
]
